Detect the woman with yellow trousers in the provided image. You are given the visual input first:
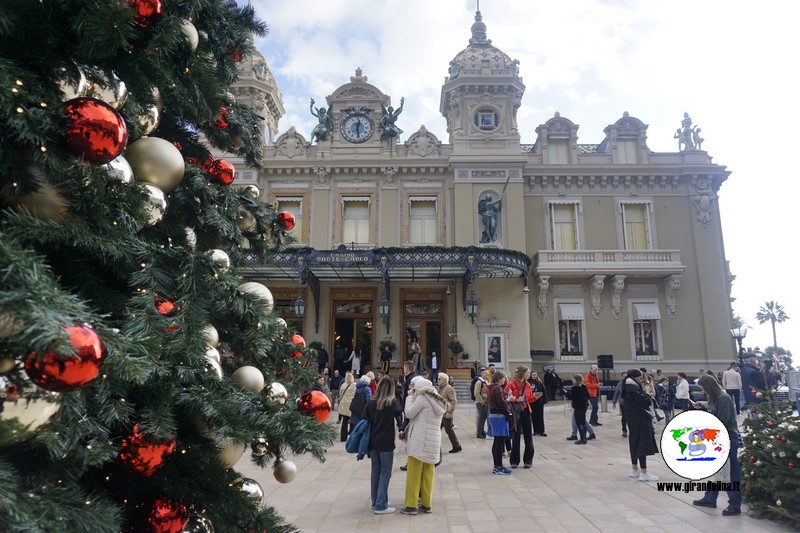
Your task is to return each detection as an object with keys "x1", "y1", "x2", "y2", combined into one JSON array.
[{"x1": 398, "y1": 377, "x2": 446, "y2": 515}]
